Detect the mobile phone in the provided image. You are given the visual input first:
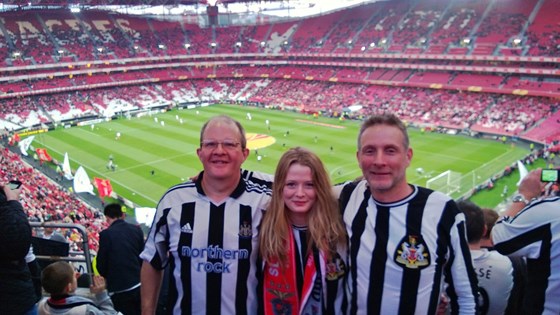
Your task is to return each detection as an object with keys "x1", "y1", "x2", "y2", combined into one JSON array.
[
  {"x1": 8, "y1": 180, "x2": 22, "y2": 190},
  {"x1": 541, "y1": 169, "x2": 559, "y2": 182}
]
